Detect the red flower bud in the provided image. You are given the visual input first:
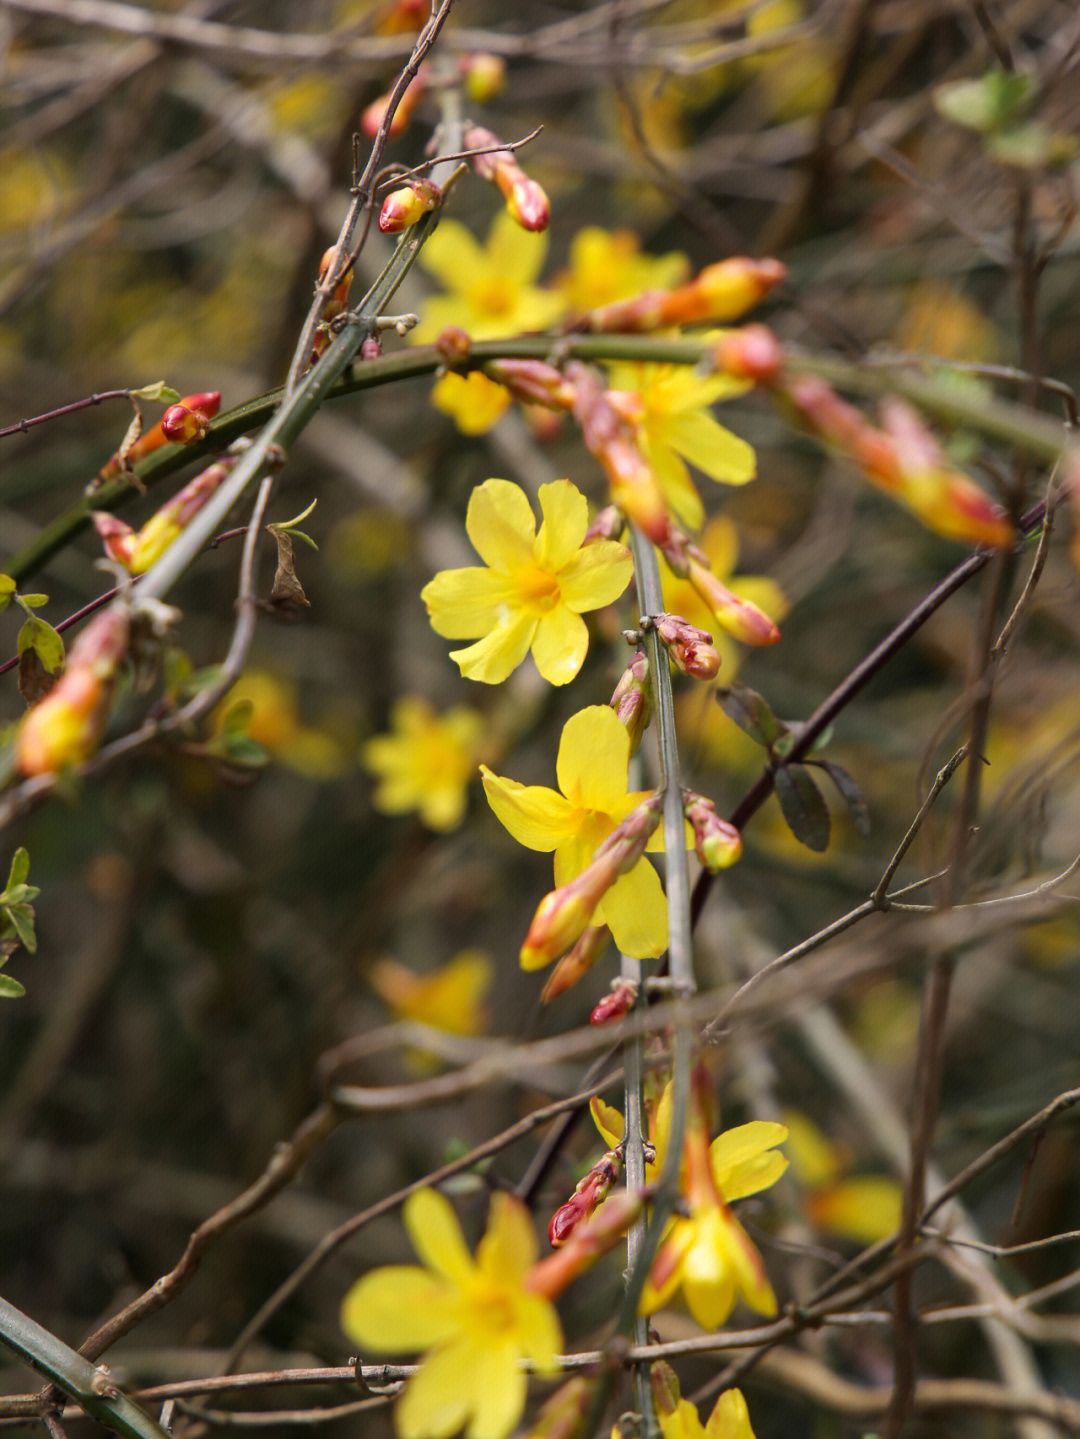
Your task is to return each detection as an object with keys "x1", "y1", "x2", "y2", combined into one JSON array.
[
  {"x1": 590, "y1": 981, "x2": 638, "y2": 1025},
  {"x1": 160, "y1": 403, "x2": 211, "y2": 444}
]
